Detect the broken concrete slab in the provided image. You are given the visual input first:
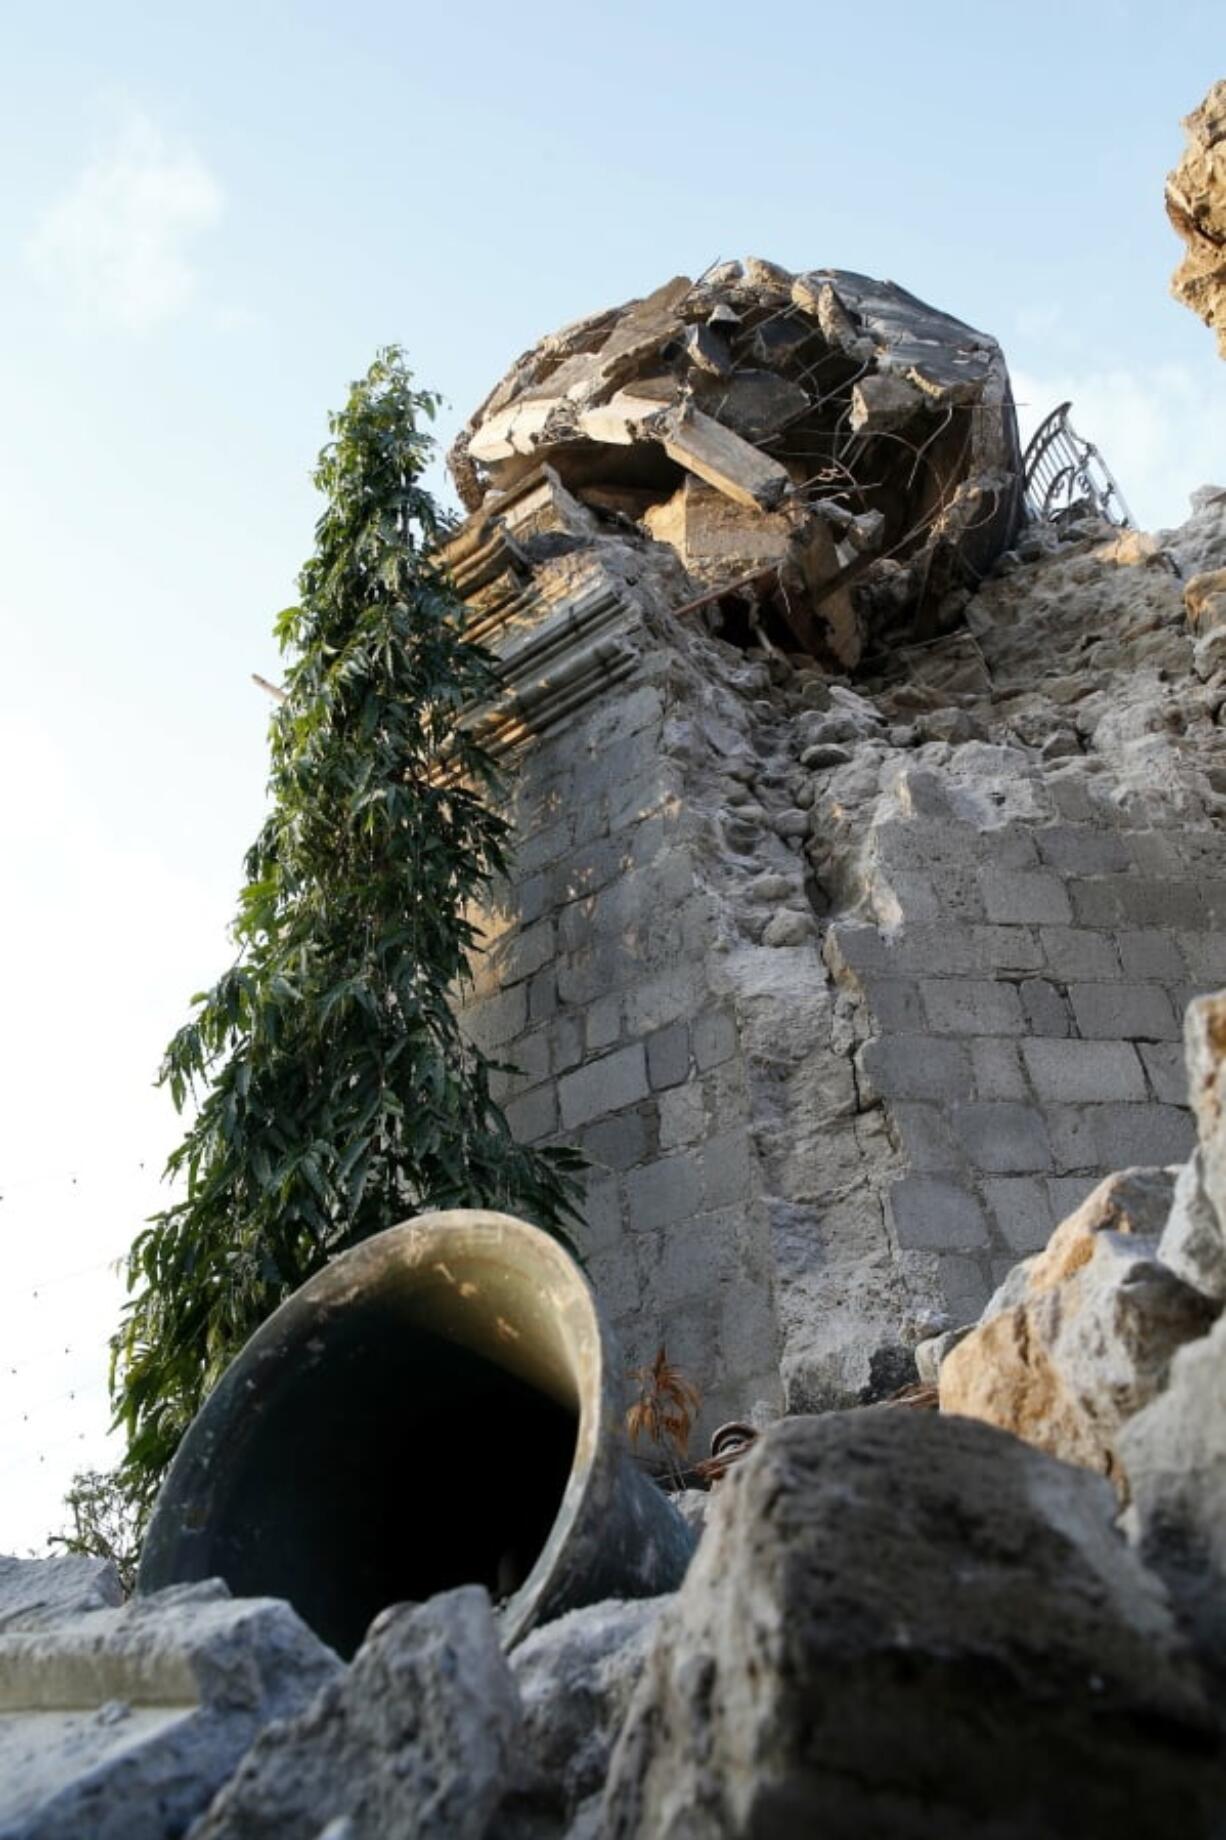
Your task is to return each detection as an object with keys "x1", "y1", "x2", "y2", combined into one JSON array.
[
  {"x1": 0, "y1": 1555, "x2": 124, "y2": 1634},
  {"x1": 447, "y1": 257, "x2": 1023, "y2": 660},
  {"x1": 656, "y1": 404, "x2": 791, "y2": 513},
  {"x1": 0, "y1": 1580, "x2": 340, "y2": 1840}
]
